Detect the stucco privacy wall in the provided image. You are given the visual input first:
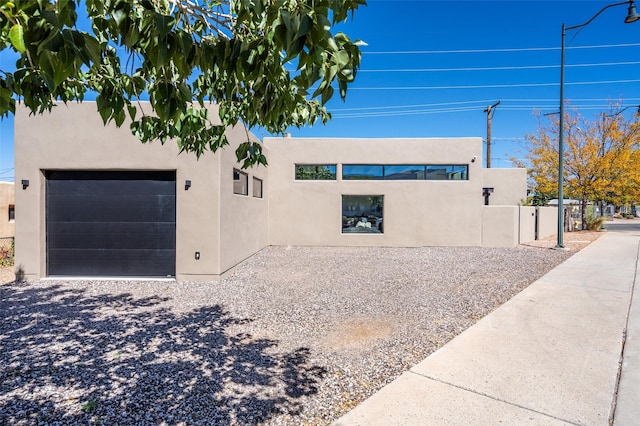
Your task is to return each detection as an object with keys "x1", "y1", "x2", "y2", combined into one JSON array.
[
  {"x1": 518, "y1": 206, "x2": 536, "y2": 244},
  {"x1": 537, "y1": 206, "x2": 558, "y2": 239},
  {"x1": 14, "y1": 102, "x2": 267, "y2": 280},
  {"x1": 482, "y1": 168, "x2": 528, "y2": 206},
  {"x1": 264, "y1": 137, "x2": 486, "y2": 247},
  {"x1": 0, "y1": 182, "x2": 15, "y2": 238},
  {"x1": 482, "y1": 206, "x2": 519, "y2": 247}
]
